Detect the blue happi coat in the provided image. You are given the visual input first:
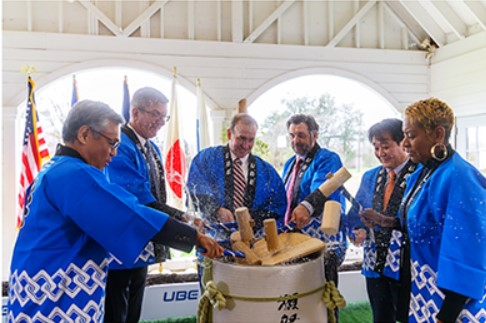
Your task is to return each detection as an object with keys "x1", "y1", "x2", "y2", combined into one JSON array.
[
  {"x1": 8, "y1": 153, "x2": 169, "y2": 322},
  {"x1": 405, "y1": 153, "x2": 486, "y2": 322},
  {"x1": 346, "y1": 163, "x2": 416, "y2": 280},
  {"x1": 282, "y1": 145, "x2": 347, "y2": 263},
  {"x1": 187, "y1": 145, "x2": 287, "y2": 238},
  {"x1": 106, "y1": 130, "x2": 166, "y2": 269}
]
